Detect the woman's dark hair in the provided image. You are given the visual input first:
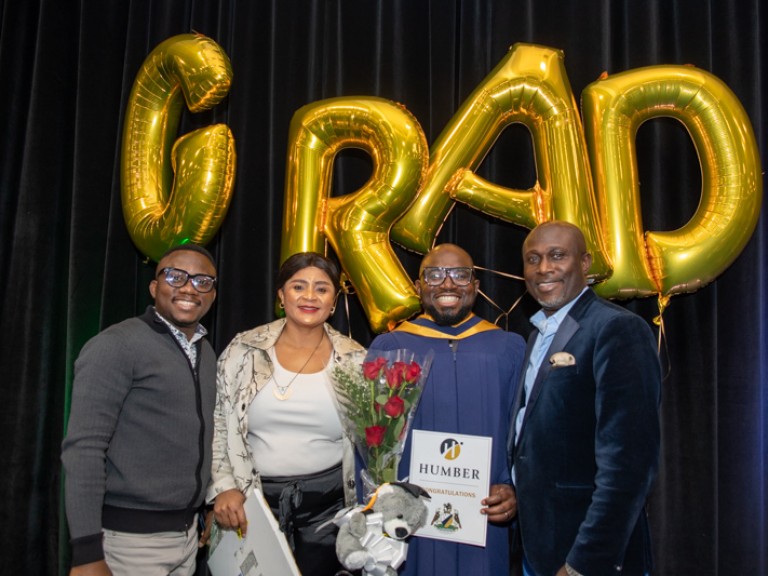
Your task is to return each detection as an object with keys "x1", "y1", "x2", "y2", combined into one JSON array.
[{"x1": 276, "y1": 252, "x2": 341, "y2": 292}]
